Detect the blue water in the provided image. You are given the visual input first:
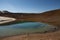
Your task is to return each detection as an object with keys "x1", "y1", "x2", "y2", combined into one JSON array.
[{"x1": 0, "y1": 22, "x2": 56, "y2": 37}]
